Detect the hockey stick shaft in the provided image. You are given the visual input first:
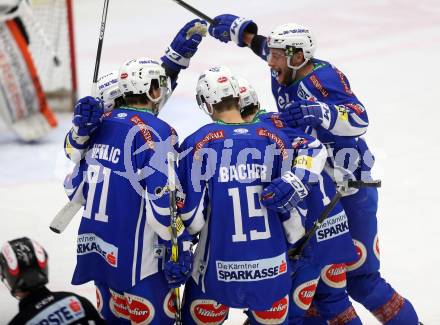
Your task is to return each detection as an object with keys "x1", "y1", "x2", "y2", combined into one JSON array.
[
  {"x1": 167, "y1": 152, "x2": 183, "y2": 325},
  {"x1": 170, "y1": 0, "x2": 214, "y2": 24},
  {"x1": 93, "y1": 0, "x2": 110, "y2": 83},
  {"x1": 49, "y1": 200, "x2": 82, "y2": 234}
]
